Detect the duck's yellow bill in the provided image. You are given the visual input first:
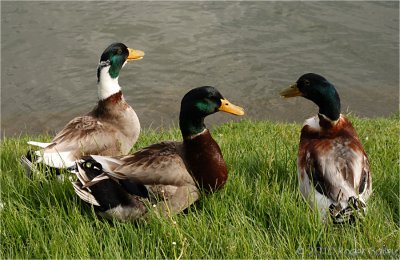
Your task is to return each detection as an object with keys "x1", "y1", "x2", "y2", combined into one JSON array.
[
  {"x1": 127, "y1": 48, "x2": 145, "y2": 61},
  {"x1": 219, "y1": 99, "x2": 245, "y2": 116},
  {"x1": 280, "y1": 83, "x2": 302, "y2": 98}
]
